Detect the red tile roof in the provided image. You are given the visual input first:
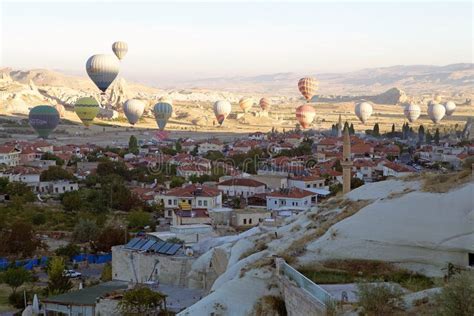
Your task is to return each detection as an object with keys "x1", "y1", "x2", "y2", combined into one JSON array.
[
  {"x1": 218, "y1": 178, "x2": 266, "y2": 187},
  {"x1": 267, "y1": 188, "x2": 314, "y2": 198},
  {"x1": 164, "y1": 184, "x2": 220, "y2": 197}
]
